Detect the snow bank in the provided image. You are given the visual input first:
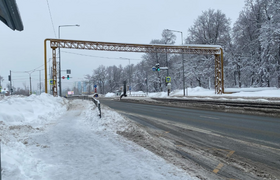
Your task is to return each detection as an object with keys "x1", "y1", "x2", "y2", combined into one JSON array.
[
  {"x1": 0, "y1": 94, "x2": 68, "y2": 179},
  {"x1": 147, "y1": 92, "x2": 168, "y2": 97},
  {"x1": 0, "y1": 93, "x2": 68, "y2": 126},
  {"x1": 0, "y1": 94, "x2": 197, "y2": 180},
  {"x1": 146, "y1": 87, "x2": 280, "y2": 98},
  {"x1": 105, "y1": 92, "x2": 116, "y2": 97}
]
